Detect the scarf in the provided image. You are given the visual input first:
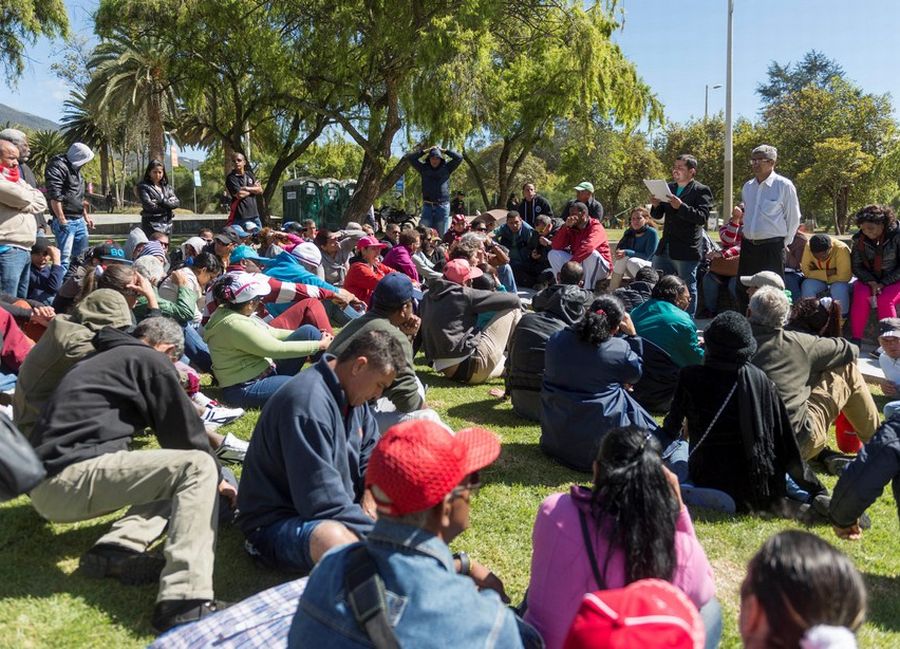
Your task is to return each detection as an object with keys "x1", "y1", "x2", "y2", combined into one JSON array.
[{"x1": 0, "y1": 163, "x2": 20, "y2": 183}]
